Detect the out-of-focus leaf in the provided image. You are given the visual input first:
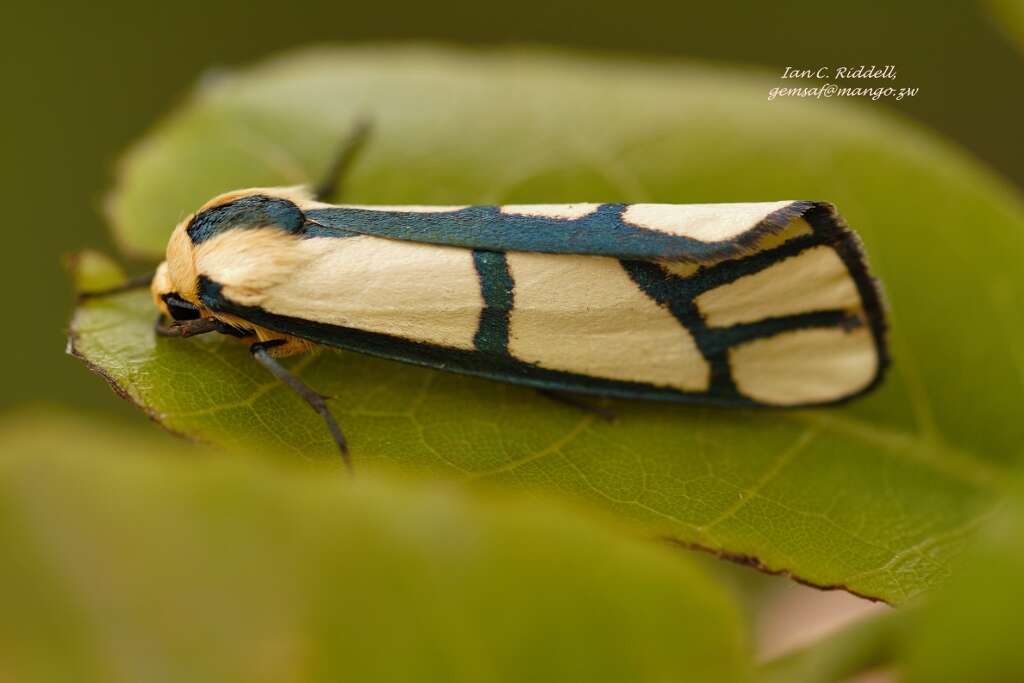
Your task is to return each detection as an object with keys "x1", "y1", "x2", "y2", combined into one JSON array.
[
  {"x1": 0, "y1": 411, "x2": 748, "y2": 683},
  {"x1": 901, "y1": 485, "x2": 1024, "y2": 682},
  {"x1": 757, "y1": 611, "x2": 899, "y2": 683},
  {"x1": 986, "y1": 0, "x2": 1024, "y2": 53},
  {"x1": 63, "y1": 249, "x2": 126, "y2": 293},
  {"x1": 73, "y1": 47, "x2": 1024, "y2": 603}
]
